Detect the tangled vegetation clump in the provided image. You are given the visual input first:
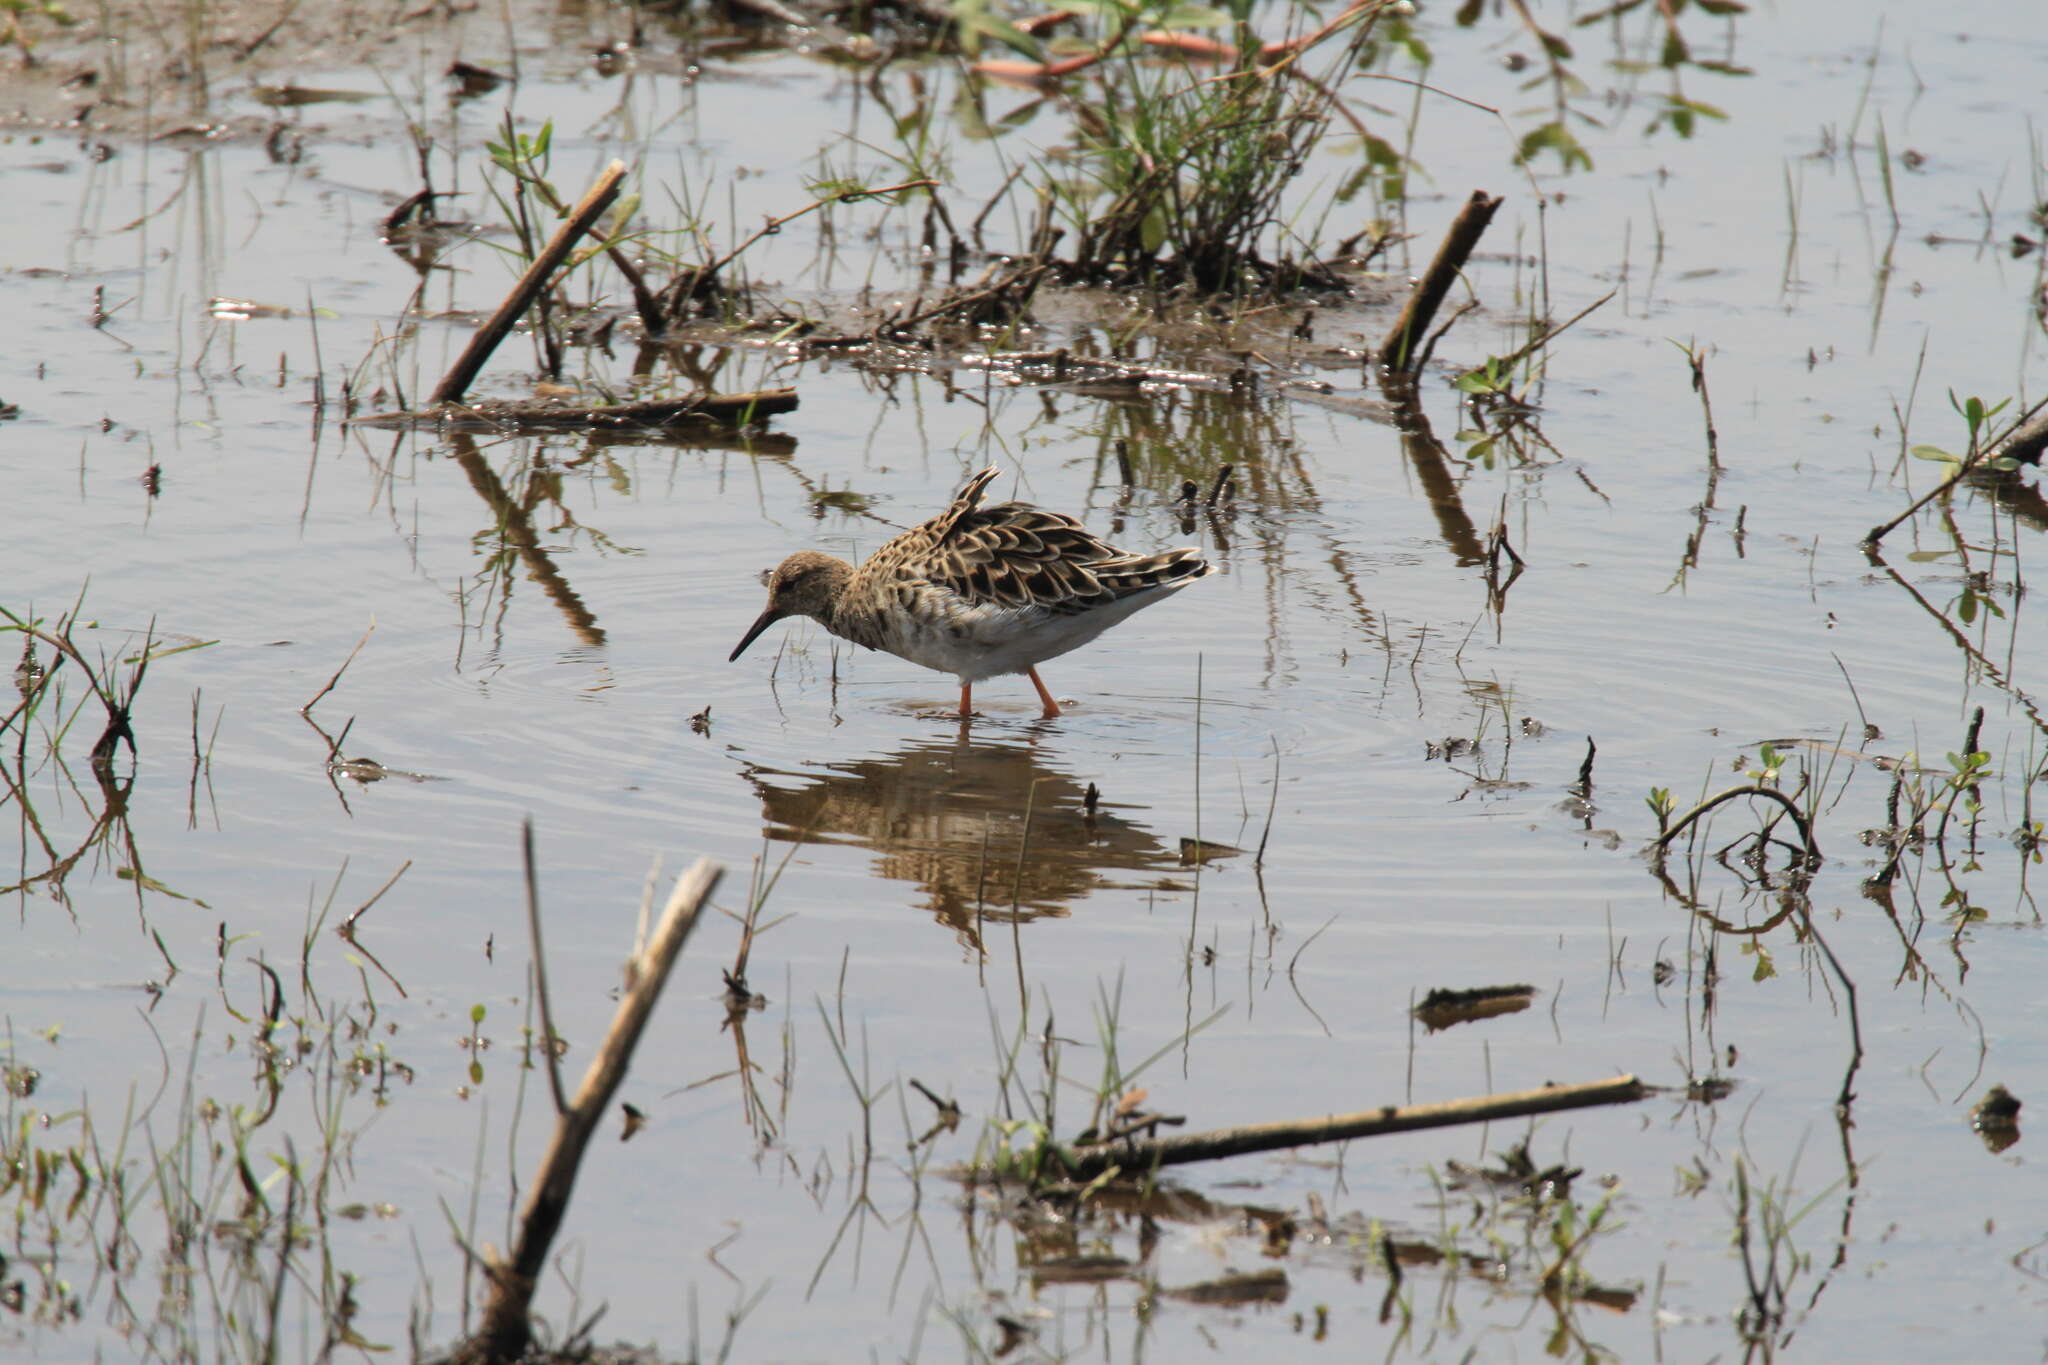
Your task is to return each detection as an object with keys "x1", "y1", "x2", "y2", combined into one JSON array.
[{"x1": 1036, "y1": 10, "x2": 1390, "y2": 294}]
